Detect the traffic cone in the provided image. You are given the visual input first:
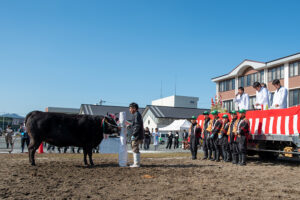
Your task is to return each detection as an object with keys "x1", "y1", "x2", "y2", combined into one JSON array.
[{"x1": 38, "y1": 143, "x2": 44, "y2": 154}]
